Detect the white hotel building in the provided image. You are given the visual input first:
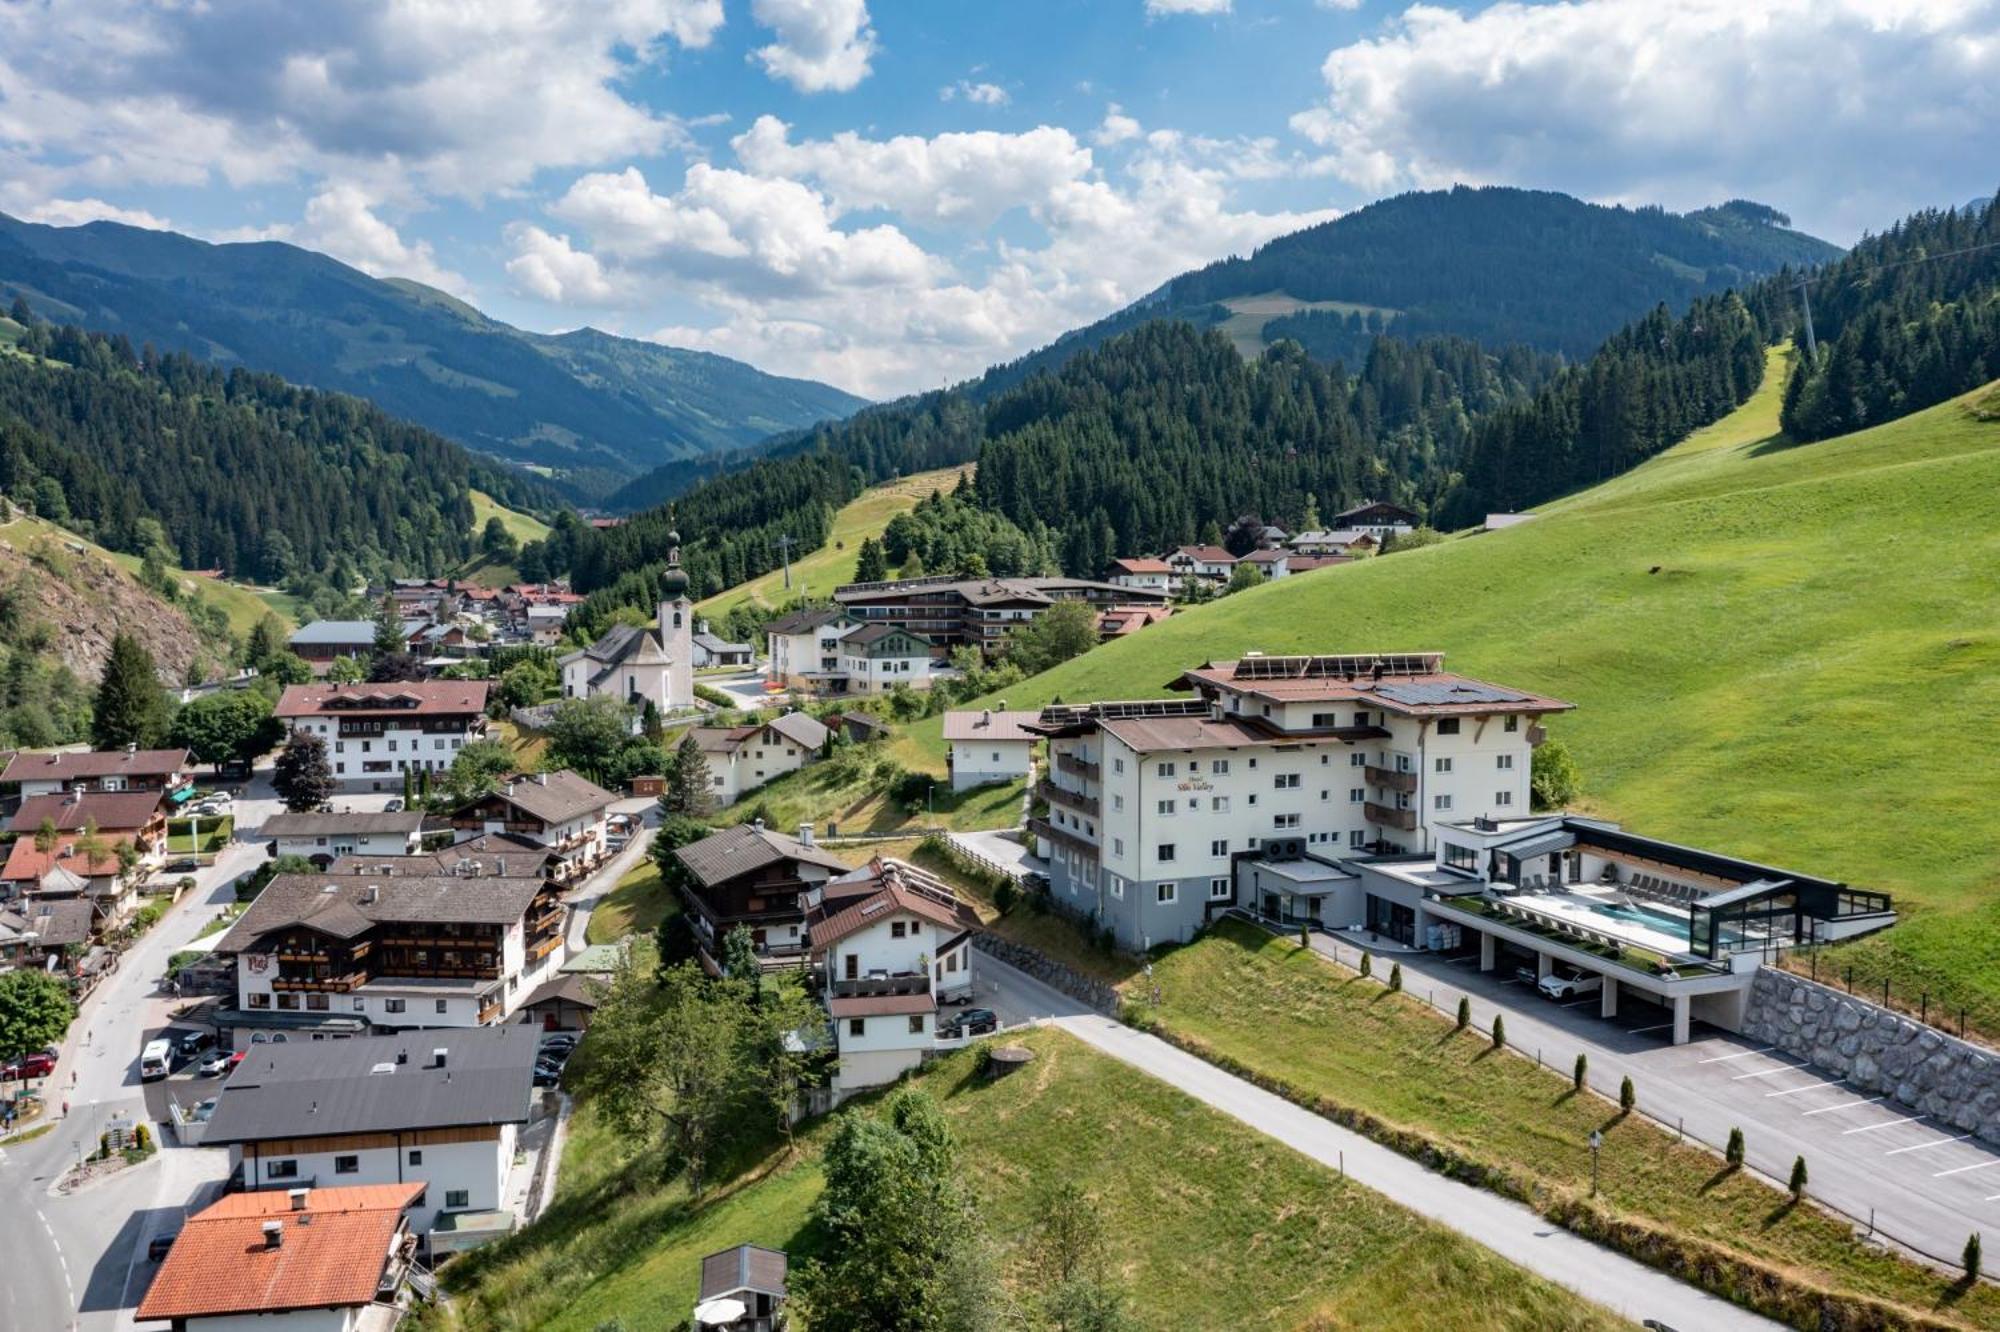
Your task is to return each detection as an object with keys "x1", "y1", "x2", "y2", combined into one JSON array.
[{"x1": 1029, "y1": 653, "x2": 1572, "y2": 949}]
